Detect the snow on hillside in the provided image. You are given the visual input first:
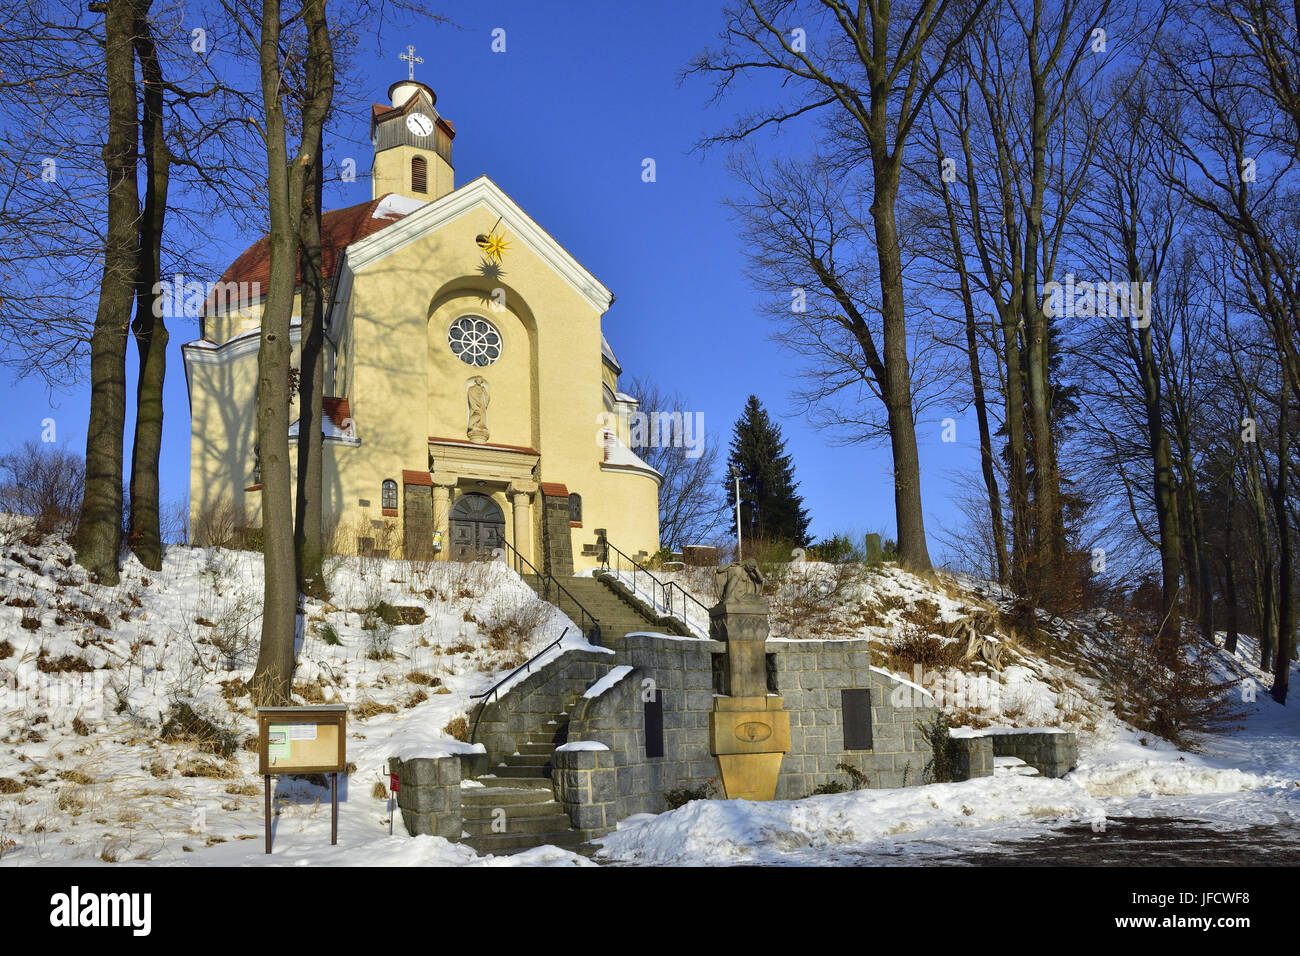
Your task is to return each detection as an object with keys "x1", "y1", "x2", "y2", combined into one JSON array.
[
  {"x1": 0, "y1": 536, "x2": 597, "y2": 865},
  {"x1": 588, "y1": 558, "x2": 1300, "y2": 865},
  {"x1": 2, "y1": 535, "x2": 1296, "y2": 866}
]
